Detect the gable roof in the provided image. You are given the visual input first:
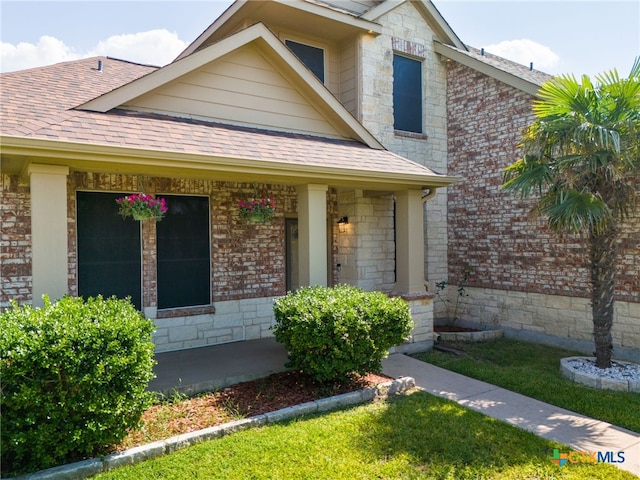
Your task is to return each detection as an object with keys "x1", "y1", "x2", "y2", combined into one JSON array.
[
  {"x1": 362, "y1": 0, "x2": 465, "y2": 49},
  {"x1": 175, "y1": 0, "x2": 384, "y2": 61},
  {"x1": 435, "y1": 42, "x2": 553, "y2": 96},
  {"x1": 79, "y1": 22, "x2": 383, "y2": 149},
  {"x1": 176, "y1": 0, "x2": 464, "y2": 63},
  {"x1": 1, "y1": 55, "x2": 454, "y2": 190}
]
